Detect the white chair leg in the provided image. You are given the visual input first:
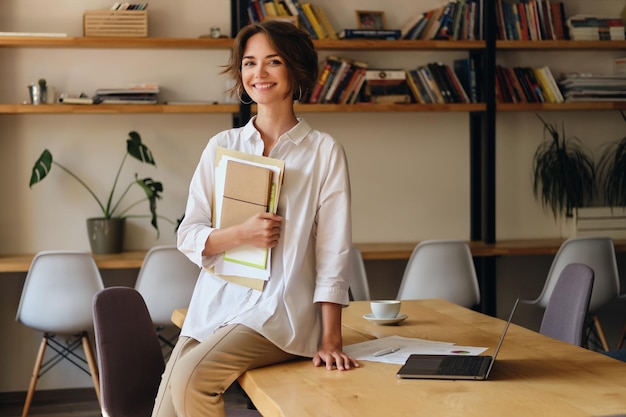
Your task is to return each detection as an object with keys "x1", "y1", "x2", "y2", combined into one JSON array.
[{"x1": 22, "y1": 336, "x2": 47, "y2": 417}]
